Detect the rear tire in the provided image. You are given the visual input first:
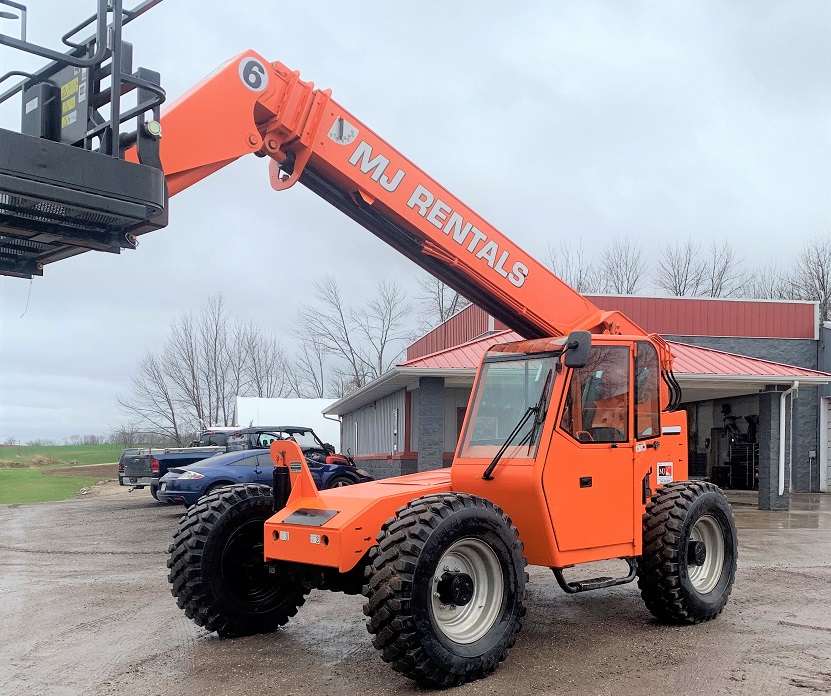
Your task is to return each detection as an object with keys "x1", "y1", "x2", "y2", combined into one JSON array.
[
  {"x1": 363, "y1": 493, "x2": 527, "y2": 687},
  {"x1": 326, "y1": 475, "x2": 354, "y2": 489},
  {"x1": 150, "y1": 484, "x2": 159, "y2": 500},
  {"x1": 167, "y1": 483, "x2": 308, "y2": 637},
  {"x1": 638, "y1": 481, "x2": 737, "y2": 624}
]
